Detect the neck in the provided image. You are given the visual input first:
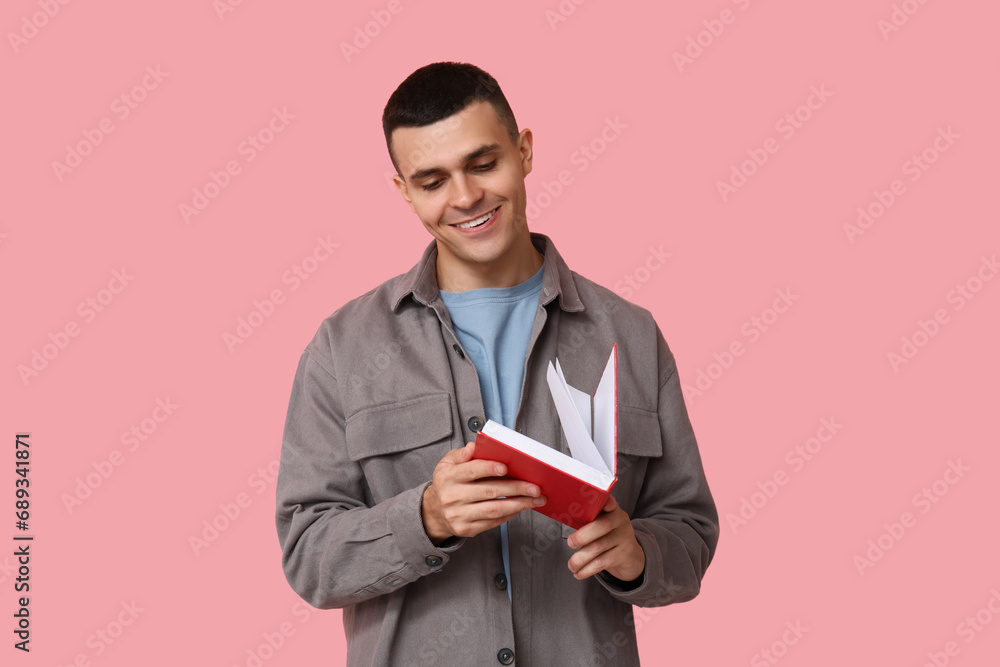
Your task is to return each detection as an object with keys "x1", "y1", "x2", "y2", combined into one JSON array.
[{"x1": 437, "y1": 238, "x2": 544, "y2": 292}]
